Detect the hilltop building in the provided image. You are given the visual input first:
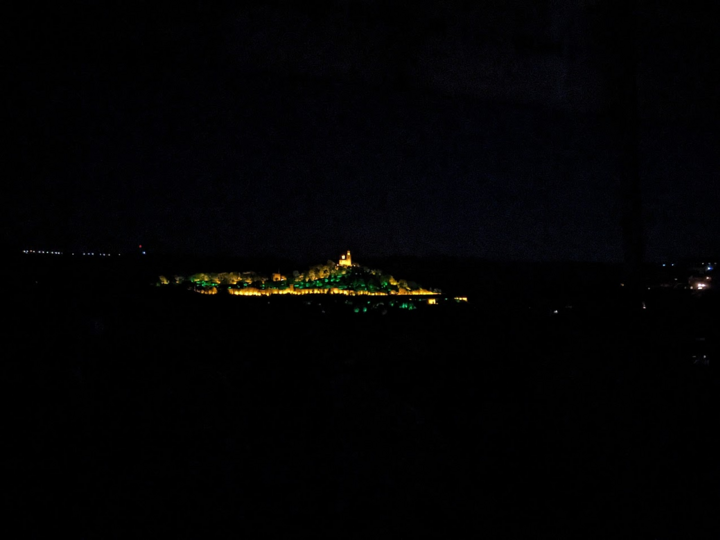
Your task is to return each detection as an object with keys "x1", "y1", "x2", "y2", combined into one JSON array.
[{"x1": 338, "y1": 250, "x2": 353, "y2": 267}]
